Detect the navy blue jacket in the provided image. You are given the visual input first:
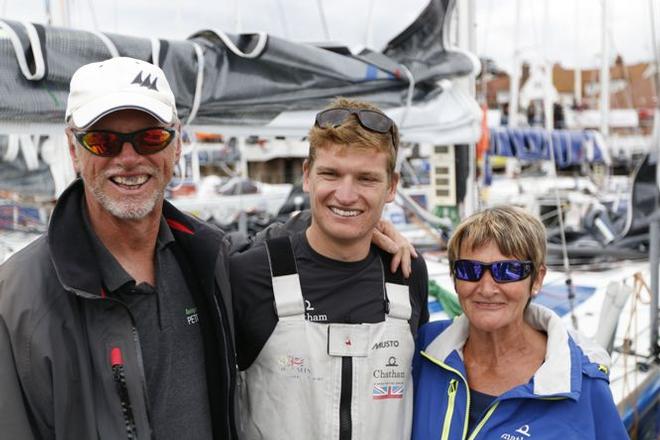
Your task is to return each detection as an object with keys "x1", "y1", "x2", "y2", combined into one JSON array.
[{"x1": 412, "y1": 304, "x2": 629, "y2": 440}]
